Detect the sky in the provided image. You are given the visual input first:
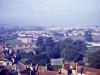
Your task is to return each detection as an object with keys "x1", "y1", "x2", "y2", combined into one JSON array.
[{"x1": 0, "y1": 0, "x2": 100, "y2": 27}]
